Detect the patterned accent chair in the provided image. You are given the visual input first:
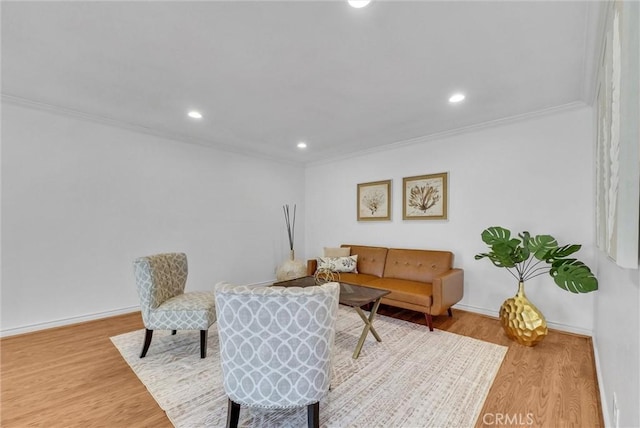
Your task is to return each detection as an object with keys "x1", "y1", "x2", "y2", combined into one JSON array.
[
  {"x1": 133, "y1": 253, "x2": 216, "y2": 358},
  {"x1": 214, "y1": 282, "x2": 339, "y2": 428}
]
